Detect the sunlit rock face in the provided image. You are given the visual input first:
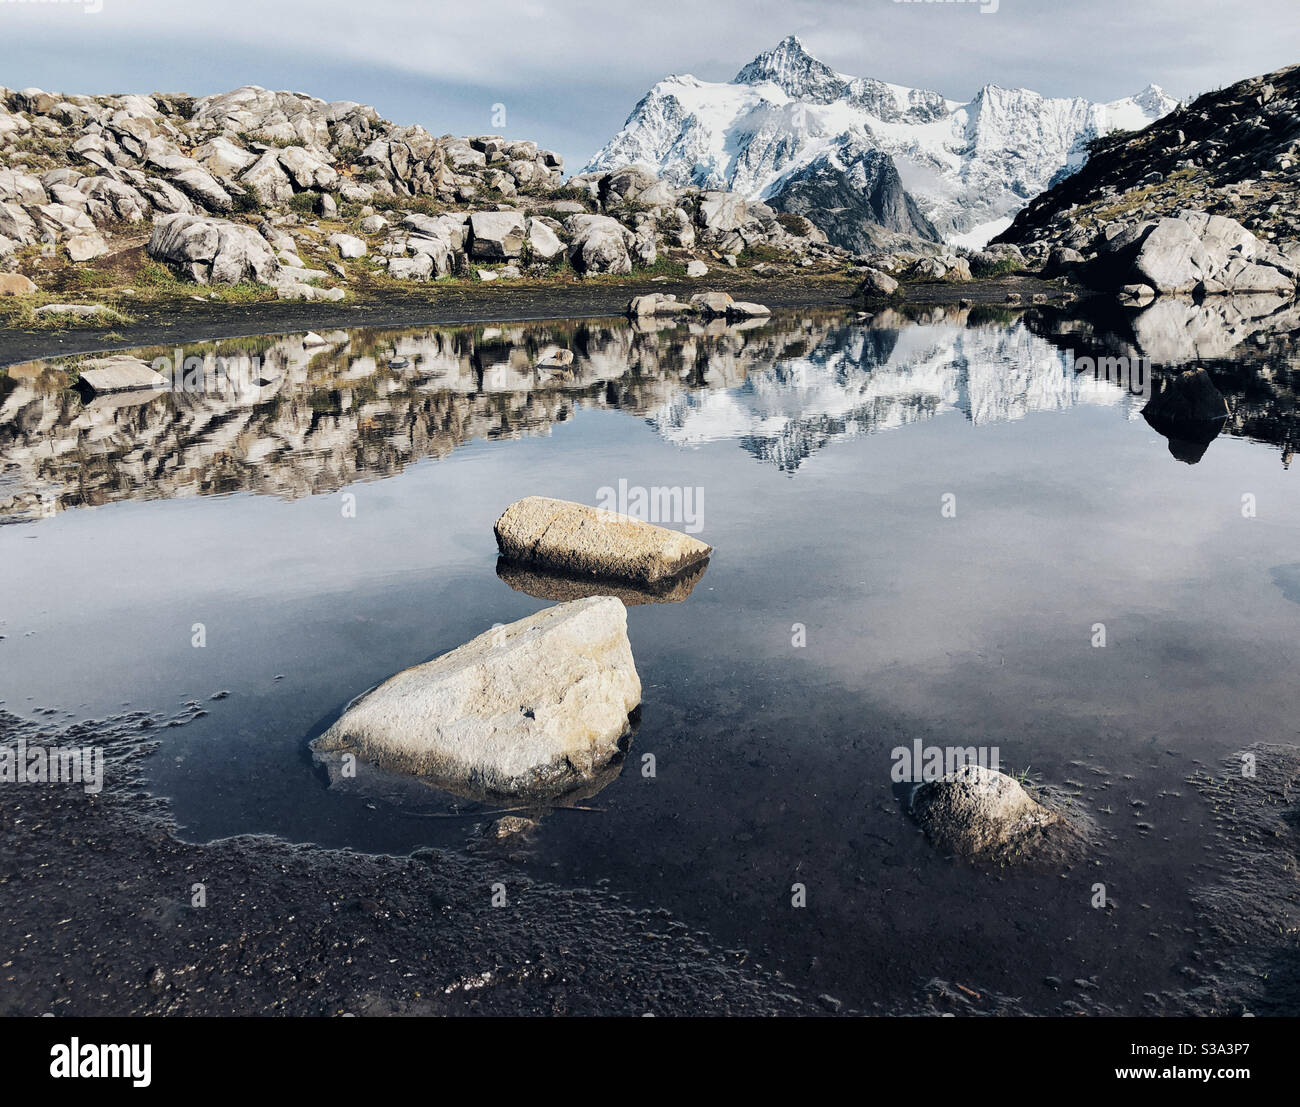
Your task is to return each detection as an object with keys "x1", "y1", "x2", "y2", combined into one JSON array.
[{"x1": 310, "y1": 597, "x2": 641, "y2": 801}]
